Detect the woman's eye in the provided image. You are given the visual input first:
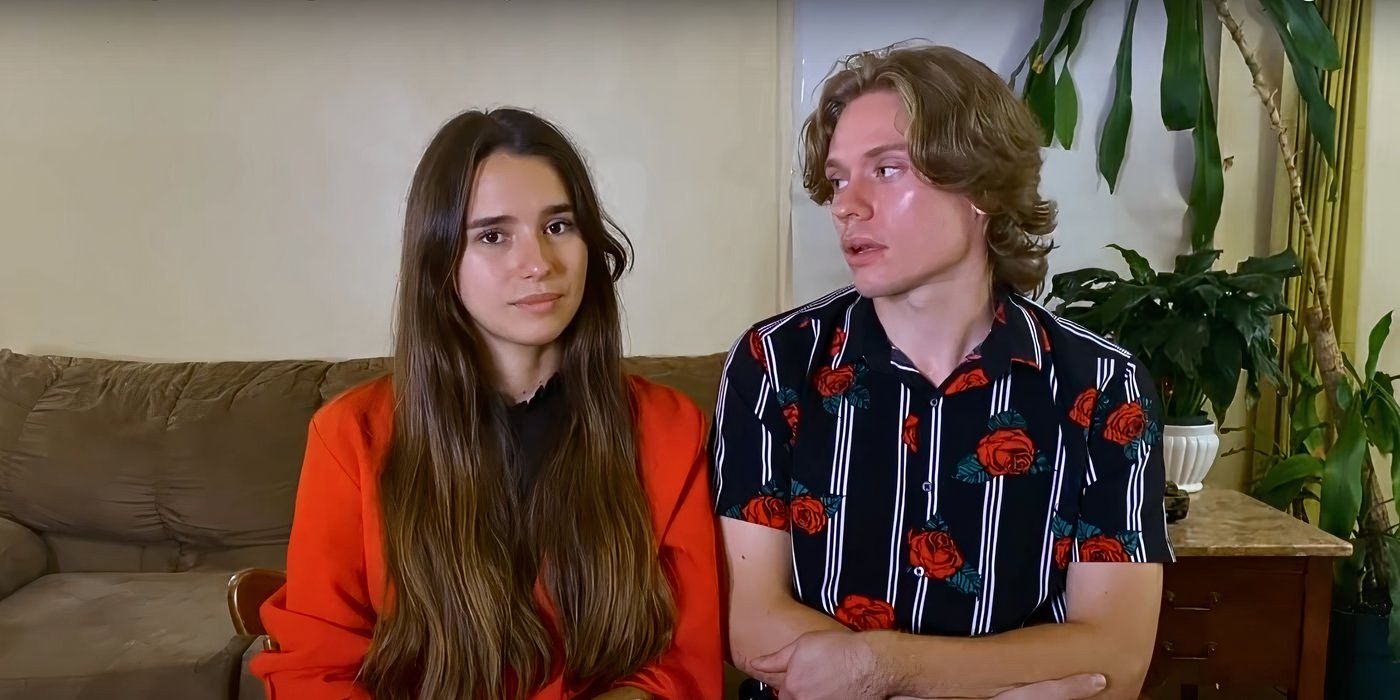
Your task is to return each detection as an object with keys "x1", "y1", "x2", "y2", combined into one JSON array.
[
  {"x1": 828, "y1": 177, "x2": 848, "y2": 191},
  {"x1": 478, "y1": 230, "x2": 503, "y2": 244},
  {"x1": 546, "y1": 219, "x2": 575, "y2": 236},
  {"x1": 876, "y1": 165, "x2": 901, "y2": 178}
]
